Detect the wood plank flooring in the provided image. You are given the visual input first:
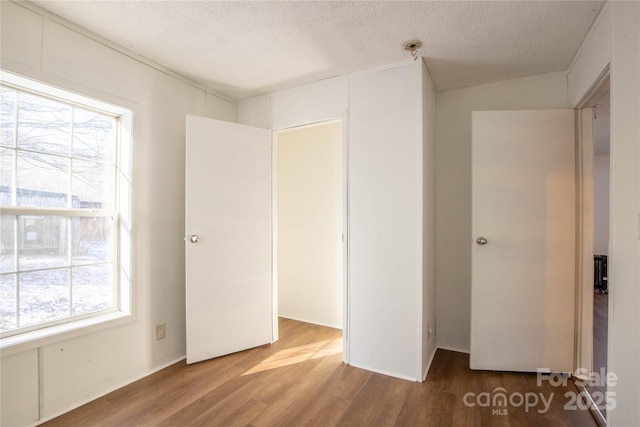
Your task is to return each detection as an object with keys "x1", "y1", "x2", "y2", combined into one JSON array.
[
  {"x1": 585, "y1": 291, "x2": 609, "y2": 419},
  {"x1": 43, "y1": 318, "x2": 598, "y2": 427},
  {"x1": 591, "y1": 292, "x2": 609, "y2": 385}
]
